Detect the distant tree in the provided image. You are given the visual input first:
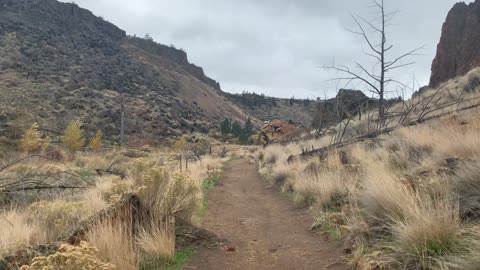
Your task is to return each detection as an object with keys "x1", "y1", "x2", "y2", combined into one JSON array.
[
  {"x1": 239, "y1": 129, "x2": 249, "y2": 145},
  {"x1": 311, "y1": 101, "x2": 336, "y2": 135},
  {"x1": 271, "y1": 98, "x2": 277, "y2": 107},
  {"x1": 220, "y1": 118, "x2": 232, "y2": 136},
  {"x1": 88, "y1": 130, "x2": 103, "y2": 153},
  {"x1": 288, "y1": 119, "x2": 294, "y2": 125},
  {"x1": 289, "y1": 96, "x2": 295, "y2": 106},
  {"x1": 19, "y1": 123, "x2": 44, "y2": 153},
  {"x1": 63, "y1": 120, "x2": 85, "y2": 154},
  {"x1": 231, "y1": 121, "x2": 242, "y2": 137},
  {"x1": 144, "y1": 34, "x2": 153, "y2": 41},
  {"x1": 244, "y1": 117, "x2": 253, "y2": 137}
]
